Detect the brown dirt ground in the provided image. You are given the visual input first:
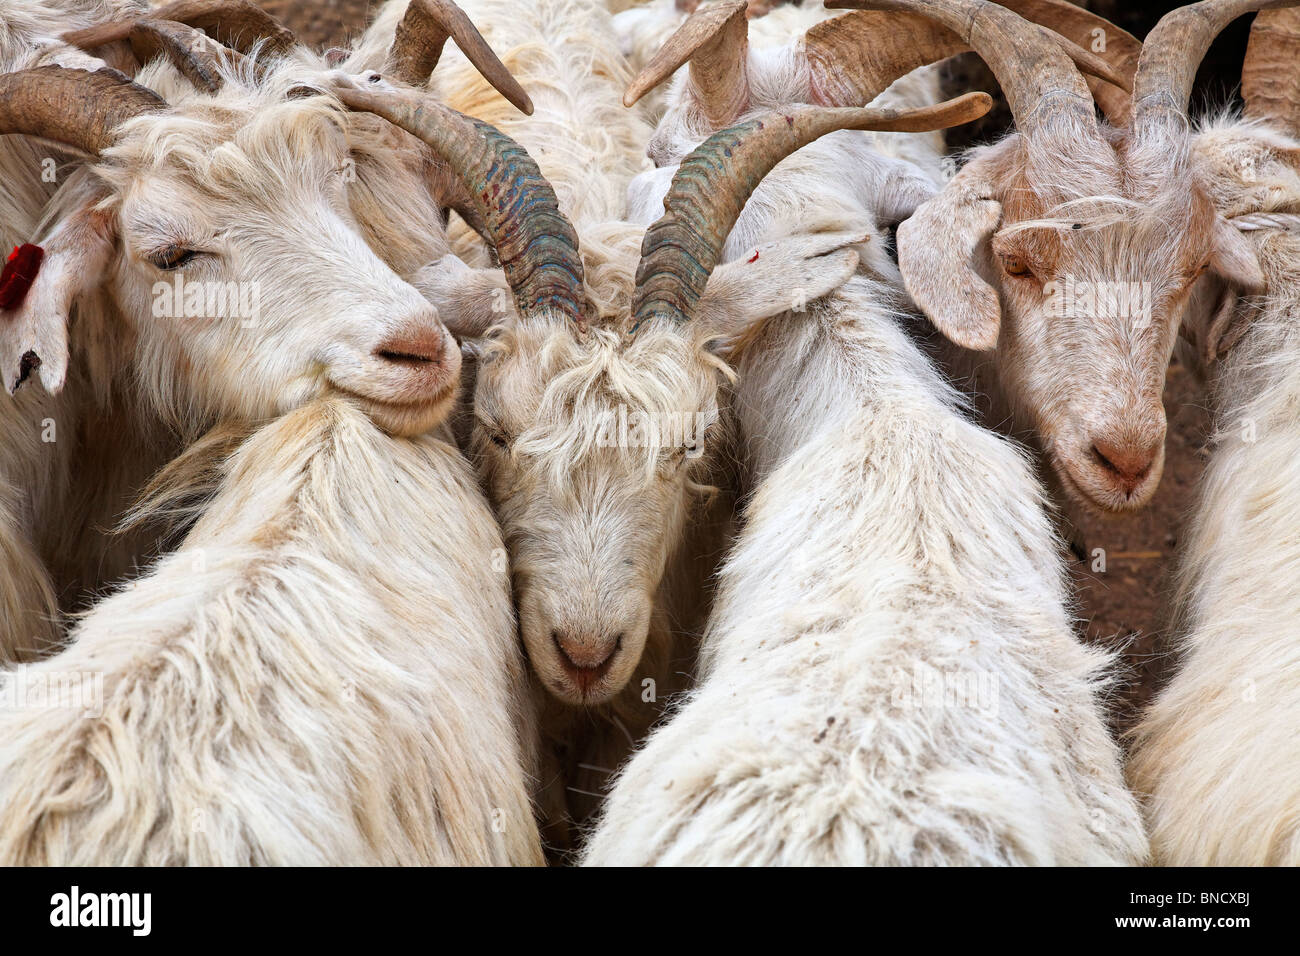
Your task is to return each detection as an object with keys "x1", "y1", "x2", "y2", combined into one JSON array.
[{"x1": 264, "y1": 0, "x2": 1228, "y2": 736}]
